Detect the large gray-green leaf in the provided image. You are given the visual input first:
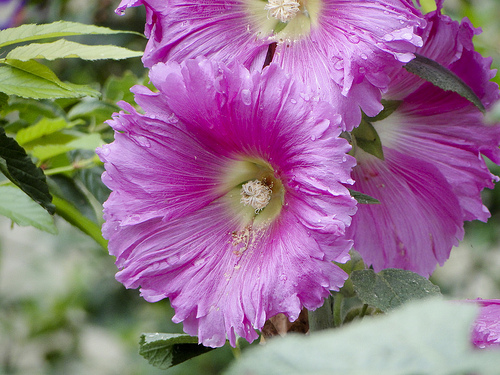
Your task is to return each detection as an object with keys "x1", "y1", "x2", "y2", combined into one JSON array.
[
  {"x1": 351, "y1": 269, "x2": 441, "y2": 312},
  {"x1": 0, "y1": 127, "x2": 55, "y2": 214},
  {"x1": 0, "y1": 185, "x2": 56, "y2": 233},
  {"x1": 6, "y1": 39, "x2": 143, "y2": 61},
  {"x1": 139, "y1": 333, "x2": 213, "y2": 370},
  {"x1": 0, "y1": 60, "x2": 99, "y2": 99},
  {"x1": 225, "y1": 298, "x2": 500, "y2": 375},
  {"x1": 404, "y1": 54, "x2": 485, "y2": 112},
  {"x1": 0, "y1": 21, "x2": 142, "y2": 49}
]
